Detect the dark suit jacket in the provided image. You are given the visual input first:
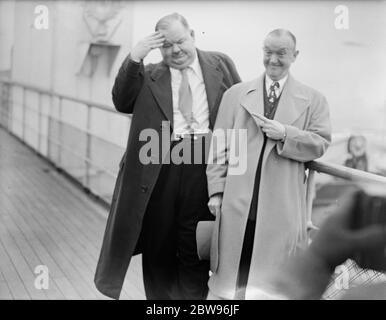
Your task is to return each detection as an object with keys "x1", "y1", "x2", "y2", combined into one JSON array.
[{"x1": 94, "y1": 49, "x2": 241, "y2": 299}]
